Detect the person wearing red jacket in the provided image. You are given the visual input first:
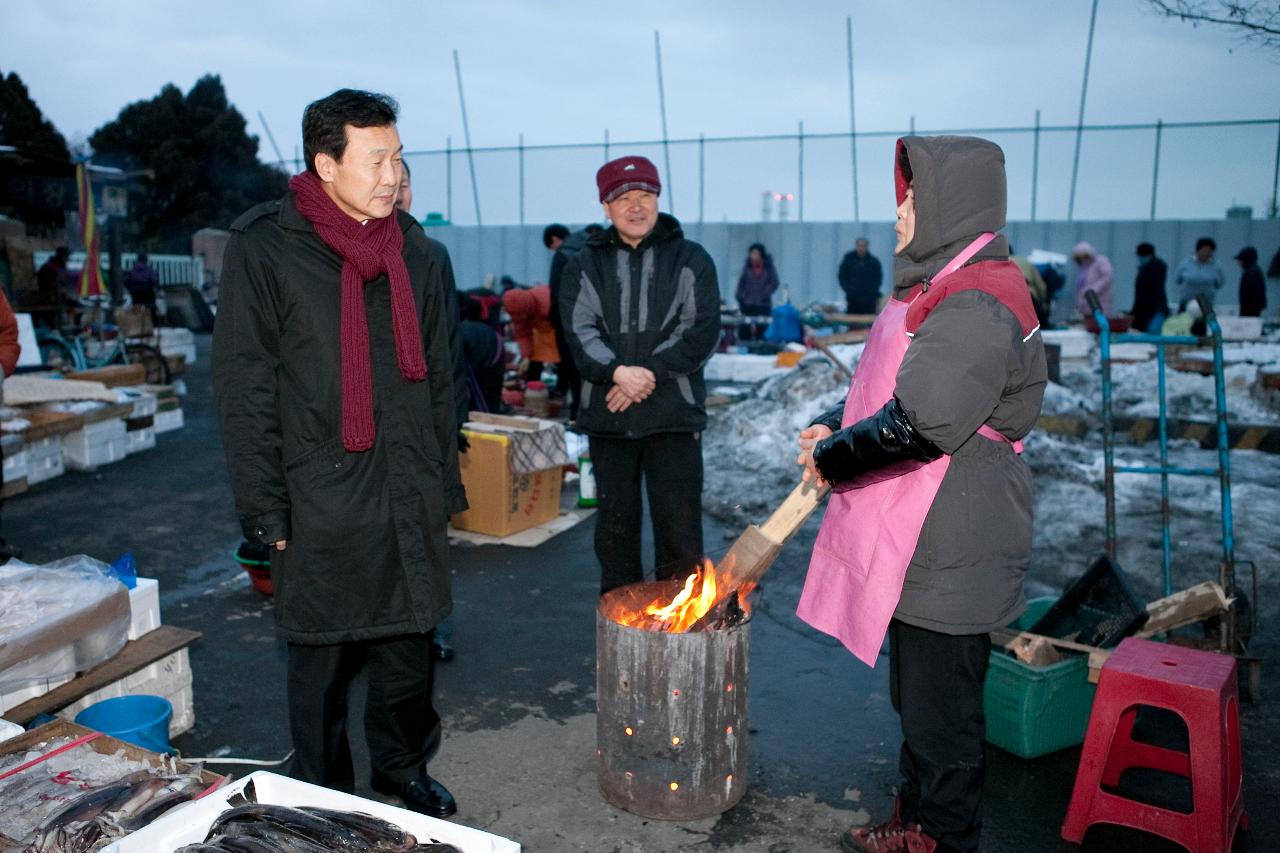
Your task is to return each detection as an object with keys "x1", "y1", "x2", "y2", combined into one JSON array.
[{"x1": 0, "y1": 289, "x2": 22, "y2": 561}]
